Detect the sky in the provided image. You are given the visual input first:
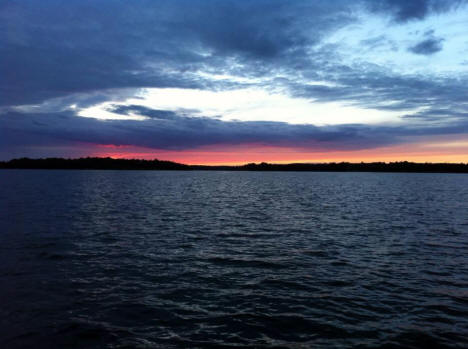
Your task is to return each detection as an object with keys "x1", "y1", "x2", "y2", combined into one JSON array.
[{"x1": 1, "y1": 0, "x2": 468, "y2": 164}]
